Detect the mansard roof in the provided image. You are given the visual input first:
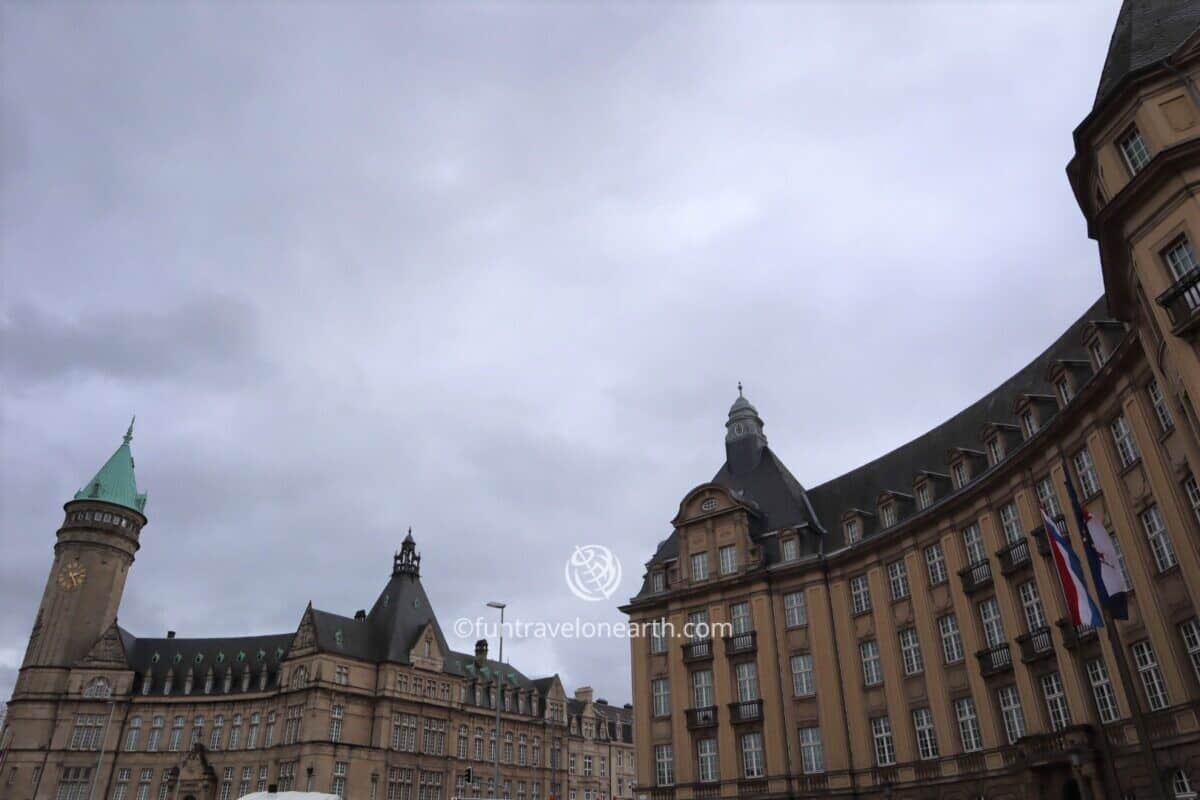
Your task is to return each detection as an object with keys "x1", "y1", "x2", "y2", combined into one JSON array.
[
  {"x1": 124, "y1": 630, "x2": 295, "y2": 690},
  {"x1": 1093, "y1": 0, "x2": 1200, "y2": 111}
]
